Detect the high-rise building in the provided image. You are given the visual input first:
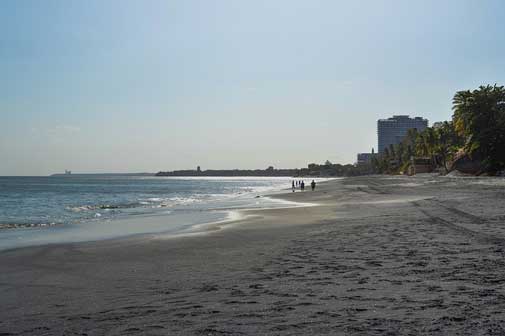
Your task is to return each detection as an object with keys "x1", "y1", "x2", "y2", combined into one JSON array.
[{"x1": 377, "y1": 115, "x2": 428, "y2": 153}]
